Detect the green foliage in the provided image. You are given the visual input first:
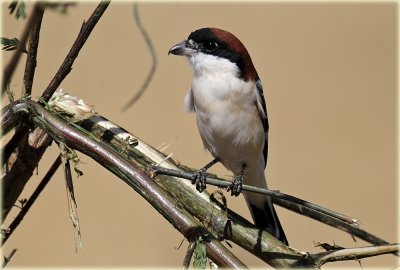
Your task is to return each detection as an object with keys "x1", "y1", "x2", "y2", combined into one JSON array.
[
  {"x1": 193, "y1": 236, "x2": 207, "y2": 269},
  {"x1": 8, "y1": 0, "x2": 26, "y2": 20},
  {"x1": 1, "y1": 37, "x2": 27, "y2": 53}
]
